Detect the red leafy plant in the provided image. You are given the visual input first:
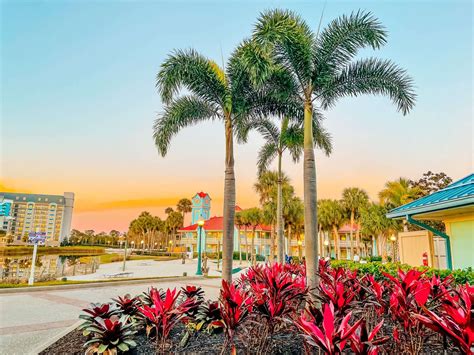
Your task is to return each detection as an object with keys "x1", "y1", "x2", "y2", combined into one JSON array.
[
  {"x1": 383, "y1": 269, "x2": 434, "y2": 354},
  {"x1": 137, "y1": 287, "x2": 193, "y2": 351},
  {"x1": 296, "y1": 301, "x2": 362, "y2": 354},
  {"x1": 349, "y1": 319, "x2": 389, "y2": 355},
  {"x1": 414, "y1": 284, "x2": 474, "y2": 354},
  {"x1": 219, "y1": 280, "x2": 253, "y2": 353},
  {"x1": 242, "y1": 263, "x2": 307, "y2": 353},
  {"x1": 82, "y1": 314, "x2": 137, "y2": 354},
  {"x1": 80, "y1": 303, "x2": 119, "y2": 324},
  {"x1": 112, "y1": 294, "x2": 139, "y2": 320}
]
